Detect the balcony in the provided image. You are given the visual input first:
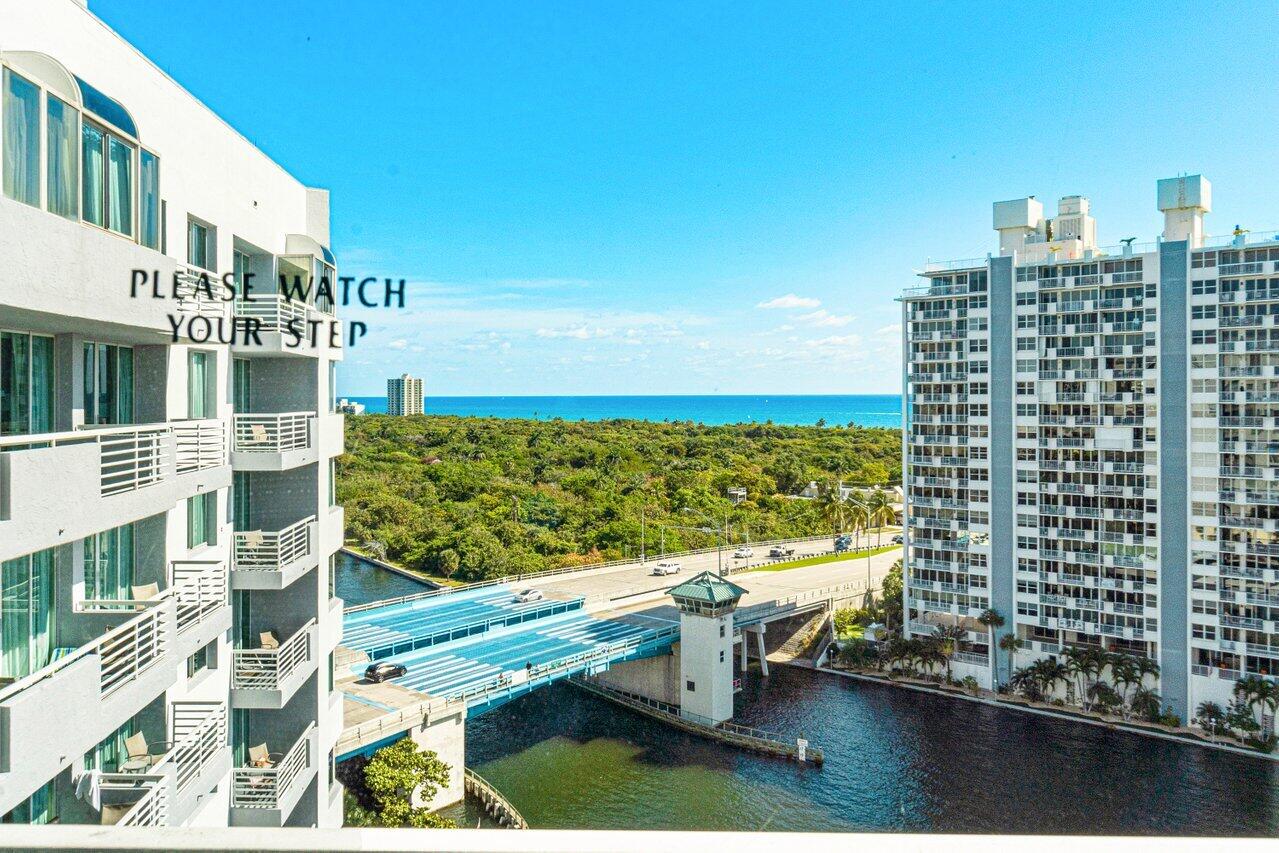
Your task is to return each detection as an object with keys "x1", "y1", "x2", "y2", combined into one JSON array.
[
  {"x1": 231, "y1": 413, "x2": 318, "y2": 471},
  {"x1": 0, "y1": 423, "x2": 229, "y2": 562},
  {"x1": 232, "y1": 293, "x2": 340, "y2": 359},
  {"x1": 232, "y1": 619, "x2": 319, "y2": 709},
  {"x1": 233, "y1": 516, "x2": 318, "y2": 590},
  {"x1": 230, "y1": 723, "x2": 319, "y2": 827}
]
